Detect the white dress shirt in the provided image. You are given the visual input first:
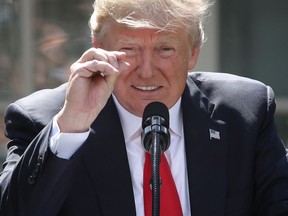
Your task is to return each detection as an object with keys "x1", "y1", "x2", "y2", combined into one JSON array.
[{"x1": 50, "y1": 96, "x2": 191, "y2": 216}]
